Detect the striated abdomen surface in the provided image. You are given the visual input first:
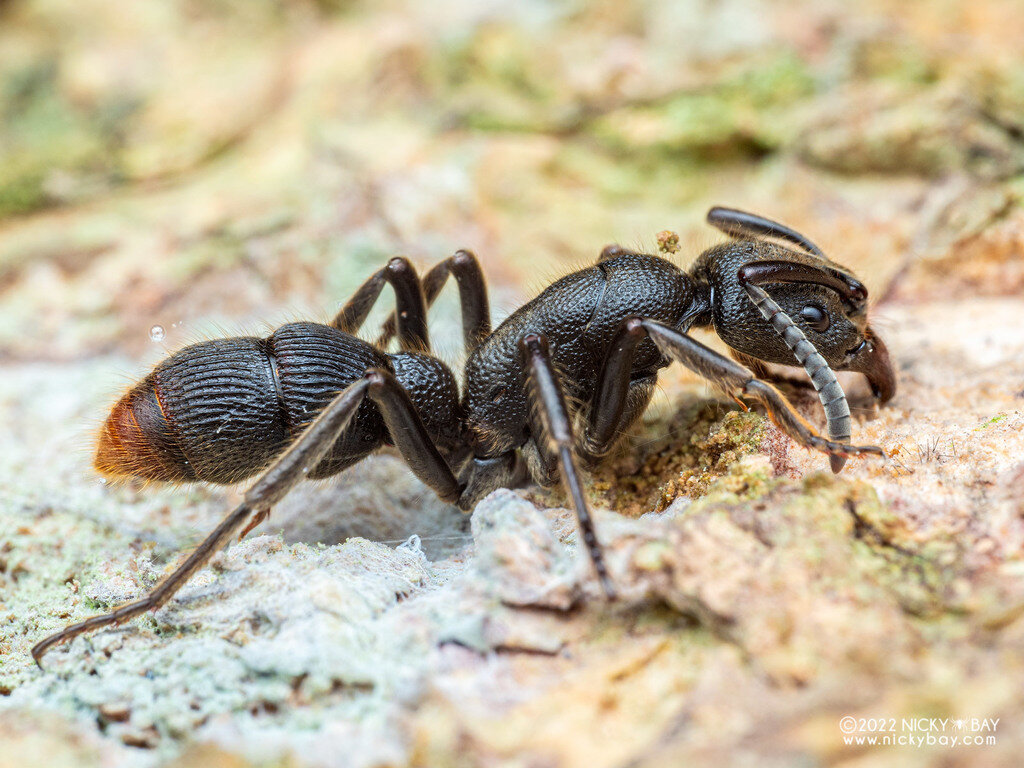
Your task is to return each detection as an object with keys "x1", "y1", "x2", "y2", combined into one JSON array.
[{"x1": 95, "y1": 323, "x2": 389, "y2": 484}]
